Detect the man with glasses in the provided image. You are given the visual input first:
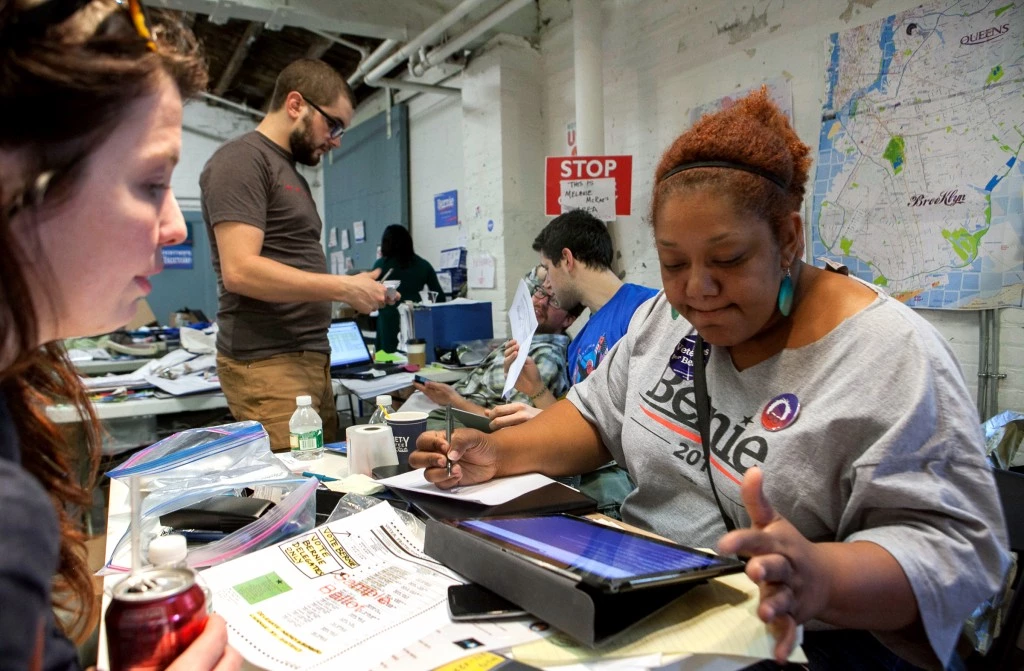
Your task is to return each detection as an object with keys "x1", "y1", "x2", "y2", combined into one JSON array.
[
  {"x1": 406, "y1": 268, "x2": 583, "y2": 422},
  {"x1": 200, "y1": 58, "x2": 392, "y2": 451}
]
